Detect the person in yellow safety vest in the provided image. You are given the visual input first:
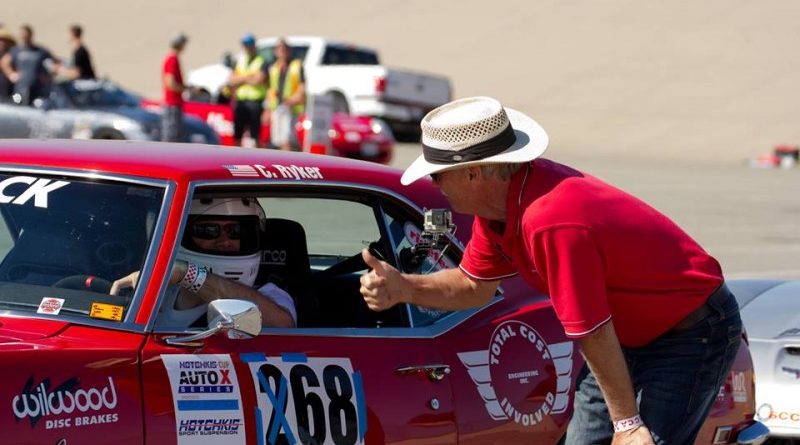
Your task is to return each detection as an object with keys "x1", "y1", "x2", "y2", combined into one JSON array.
[
  {"x1": 267, "y1": 38, "x2": 305, "y2": 151},
  {"x1": 226, "y1": 33, "x2": 268, "y2": 148}
]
